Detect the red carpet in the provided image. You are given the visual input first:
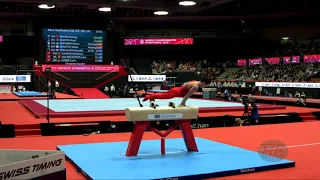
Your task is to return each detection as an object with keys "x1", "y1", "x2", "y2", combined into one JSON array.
[{"x1": 71, "y1": 88, "x2": 109, "y2": 99}]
